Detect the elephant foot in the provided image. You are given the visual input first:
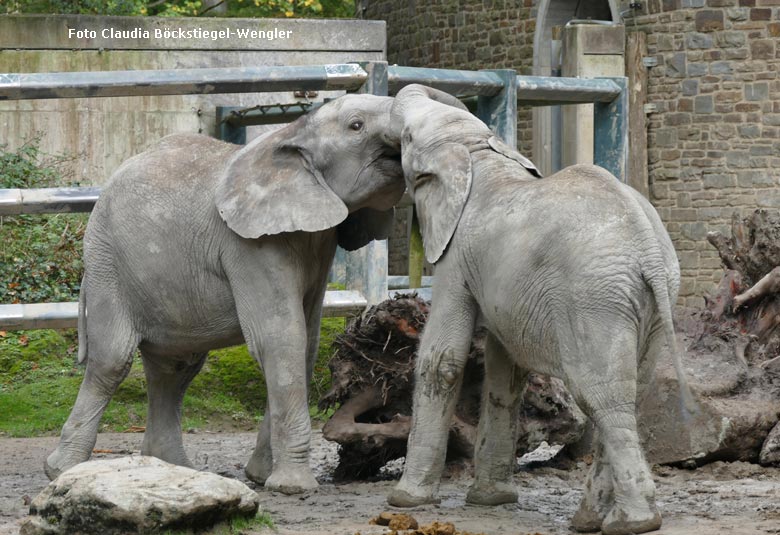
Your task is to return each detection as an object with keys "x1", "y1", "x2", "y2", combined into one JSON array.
[
  {"x1": 244, "y1": 450, "x2": 273, "y2": 485},
  {"x1": 387, "y1": 484, "x2": 441, "y2": 508},
  {"x1": 601, "y1": 504, "x2": 661, "y2": 535},
  {"x1": 141, "y1": 439, "x2": 193, "y2": 468},
  {"x1": 570, "y1": 504, "x2": 603, "y2": 533},
  {"x1": 465, "y1": 481, "x2": 518, "y2": 506},
  {"x1": 263, "y1": 465, "x2": 318, "y2": 495},
  {"x1": 45, "y1": 447, "x2": 89, "y2": 481}
]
